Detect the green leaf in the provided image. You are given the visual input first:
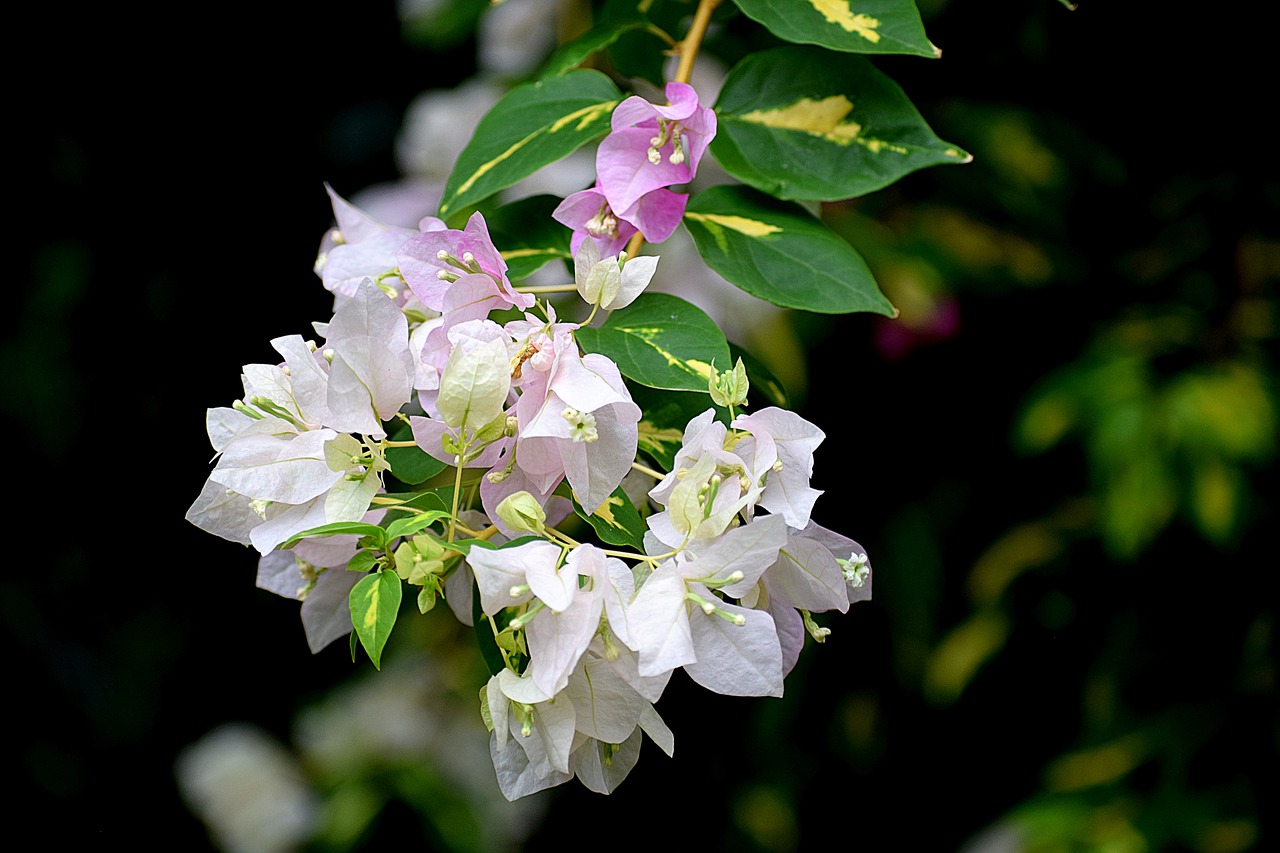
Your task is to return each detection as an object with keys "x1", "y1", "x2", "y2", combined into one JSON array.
[
  {"x1": 282, "y1": 521, "x2": 388, "y2": 550},
  {"x1": 730, "y1": 0, "x2": 938, "y2": 58},
  {"x1": 539, "y1": 19, "x2": 656, "y2": 77},
  {"x1": 384, "y1": 510, "x2": 452, "y2": 542},
  {"x1": 349, "y1": 570, "x2": 403, "y2": 670},
  {"x1": 683, "y1": 184, "x2": 895, "y2": 315},
  {"x1": 575, "y1": 292, "x2": 731, "y2": 391},
  {"x1": 486, "y1": 194, "x2": 573, "y2": 281},
  {"x1": 438, "y1": 70, "x2": 622, "y2": 220},
  {"x1": 385, "y1": 422, "x2": 446, "y2": 486},
  {"x1": 712, "y1": 46, "x2": 970, "y2": 201},
  {"x1": 561, "y1": 482, "x2": 647, "y2": 552},
  {"x1": 347, "y1": 550, "x2": 378, "y2": 574},
  {"x1": 375, "y1": 489, "x2": 454, "y2": 515}
]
